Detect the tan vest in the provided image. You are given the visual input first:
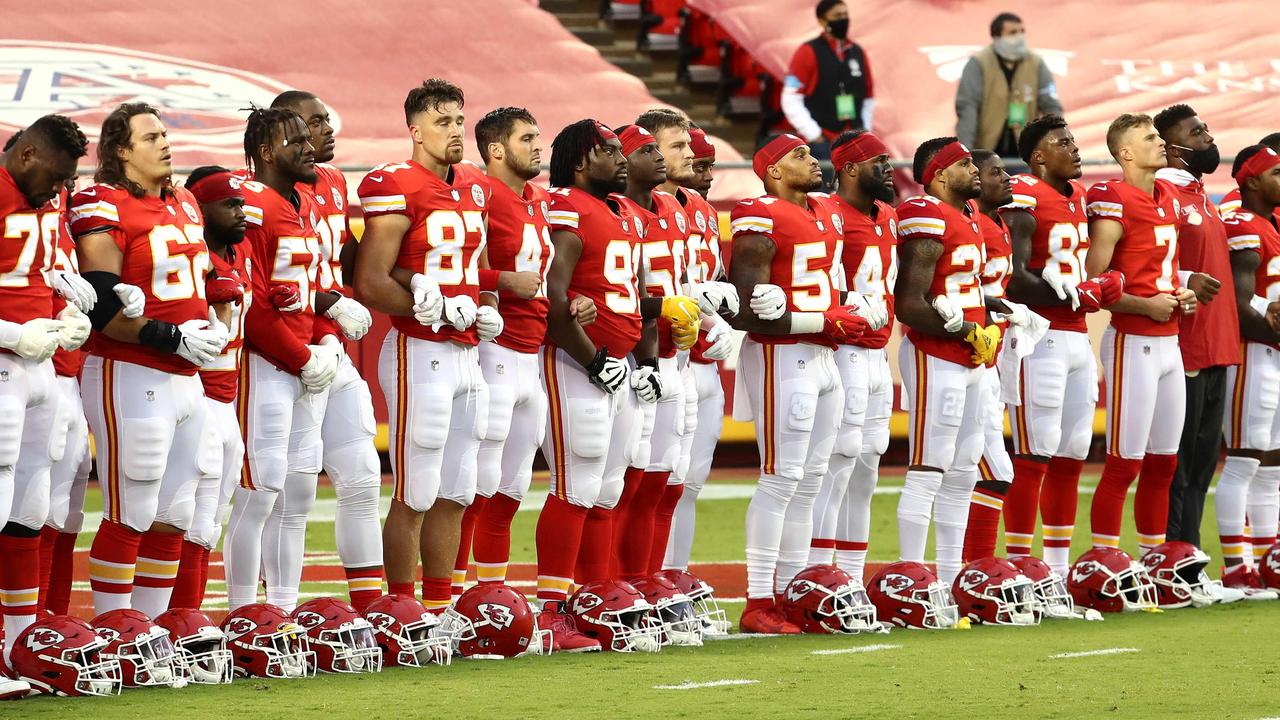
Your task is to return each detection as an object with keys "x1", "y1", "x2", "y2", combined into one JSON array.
[{"x1": 975, "y1": 45, "x2": 1043, "y2": 151}]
